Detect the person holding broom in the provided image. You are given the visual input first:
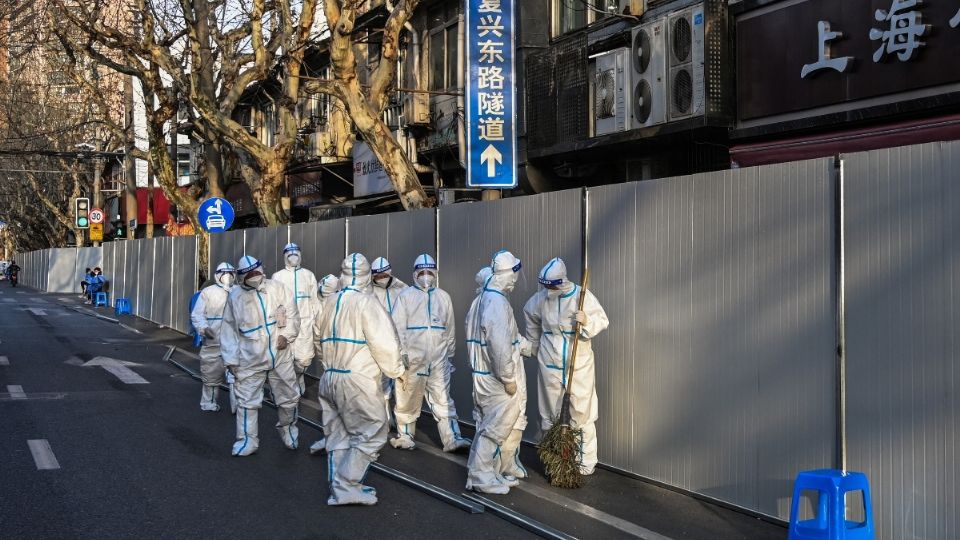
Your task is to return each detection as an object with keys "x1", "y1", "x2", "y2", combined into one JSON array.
[{"x1": 524, "y1": 257, "x2": 608, "y2": 476}]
